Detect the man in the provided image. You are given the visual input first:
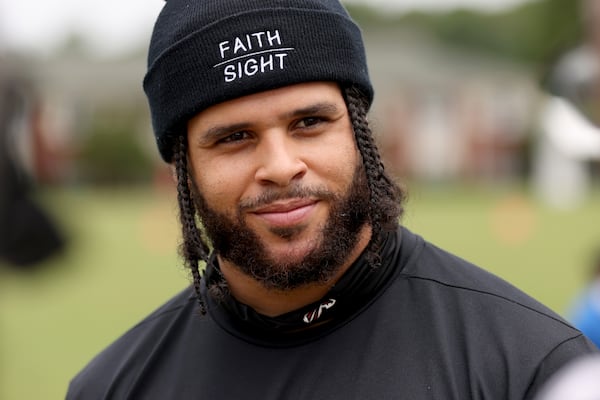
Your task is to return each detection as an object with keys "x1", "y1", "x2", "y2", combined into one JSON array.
[{"x1": 67, "y1": 0, "x2": 598, "y2": 398}]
